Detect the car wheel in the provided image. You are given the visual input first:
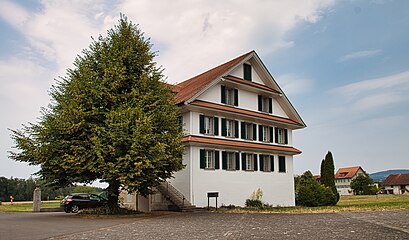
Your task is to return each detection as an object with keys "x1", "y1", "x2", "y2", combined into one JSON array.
[{"x1": 71, "y1": 205, "x2": 80, "y2": 213}]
